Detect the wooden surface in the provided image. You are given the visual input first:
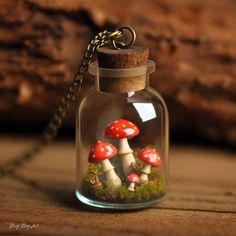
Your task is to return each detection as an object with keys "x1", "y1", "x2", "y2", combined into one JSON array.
[{"x1": 0, "y1": 136, "x2": 236, "y2": 236}]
